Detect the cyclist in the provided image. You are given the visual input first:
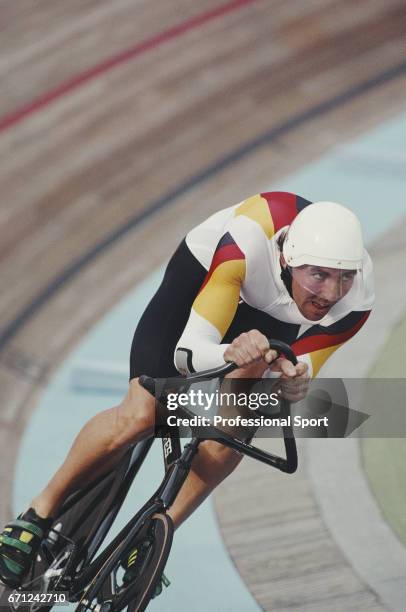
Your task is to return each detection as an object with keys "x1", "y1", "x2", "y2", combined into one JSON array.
[{"x1": 0, "y1": 192, "x2": 374, "y2": 589}]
